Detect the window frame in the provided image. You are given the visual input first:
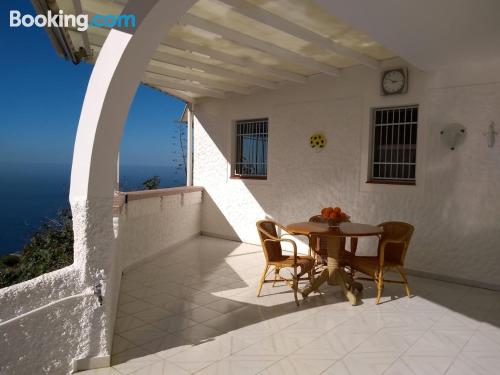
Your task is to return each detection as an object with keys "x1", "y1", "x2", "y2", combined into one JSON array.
[
  {"x1": 367, "y1": 105, "x2": 418, "y2": 186},
  {"x1": 231, "y1": 118, "x2": 269, "y2": 180}
]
